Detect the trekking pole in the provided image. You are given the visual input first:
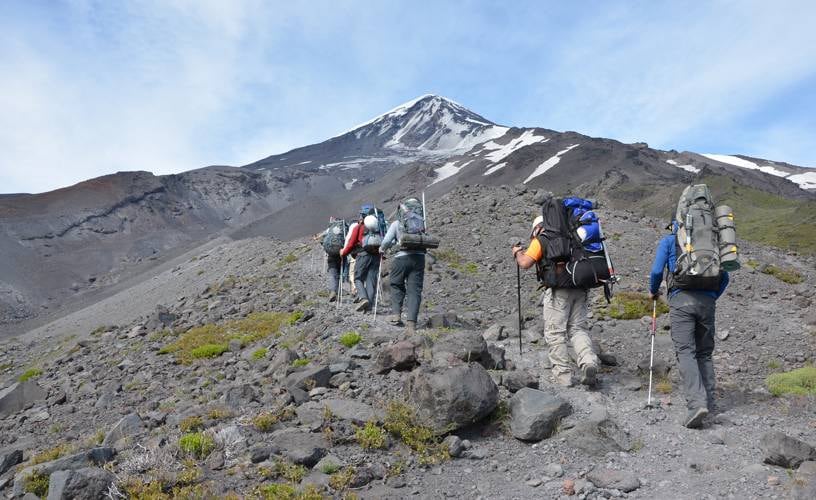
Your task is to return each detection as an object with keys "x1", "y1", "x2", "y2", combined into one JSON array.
[
  {"x1": 596, "y1": 219, "x2": 619, "y2": 284},
  {"x1": 337, "y1": 223, "x2": 347, "y2": 310},
  {"x1": 373, "y1": 208, "x2": 384, "y2": 321},
  {"x1": 516, "y1": 262, "x2": 523, "y2": 355},
  {"x1": 422, "y1": 192, "x2": 428, "y2": 228},
  {"x1": 646, "y1": 299, "x2": 657, "y2": 407}
]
